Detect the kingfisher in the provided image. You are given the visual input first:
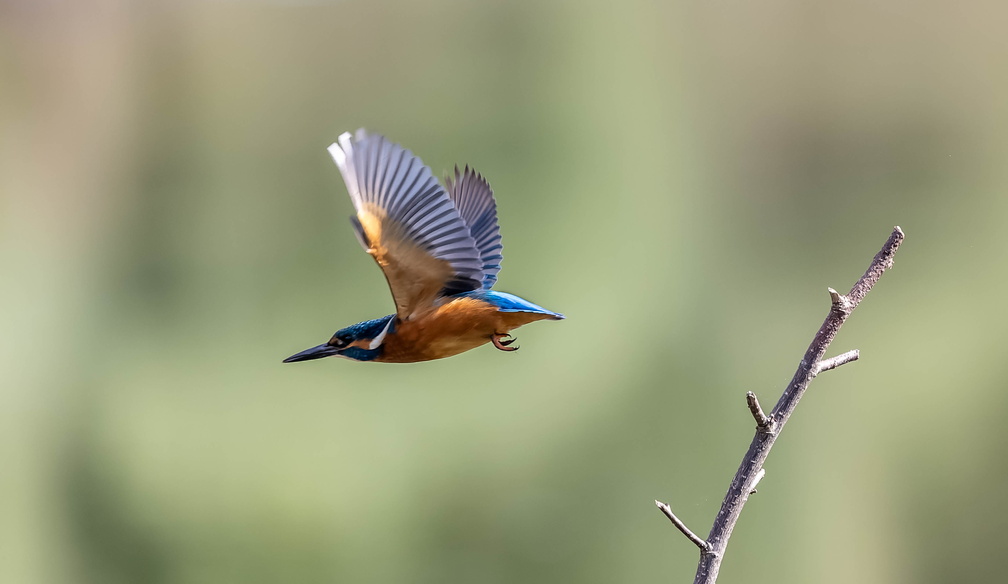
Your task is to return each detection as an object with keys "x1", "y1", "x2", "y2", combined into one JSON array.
[{"x1": 283, "y1": 129, "x2": 563, "y2": 364}]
